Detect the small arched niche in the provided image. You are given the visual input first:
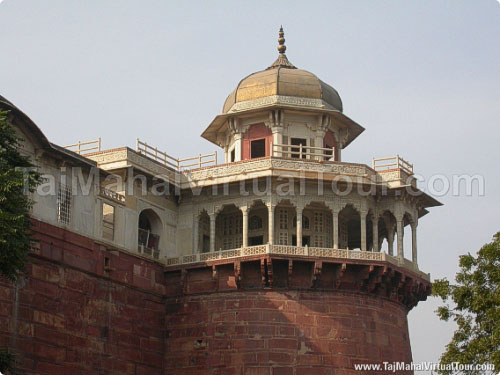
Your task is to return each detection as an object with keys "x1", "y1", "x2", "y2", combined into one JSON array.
[{"x1": 138, "y1": 209, "x2": 162, "y2": 258}]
